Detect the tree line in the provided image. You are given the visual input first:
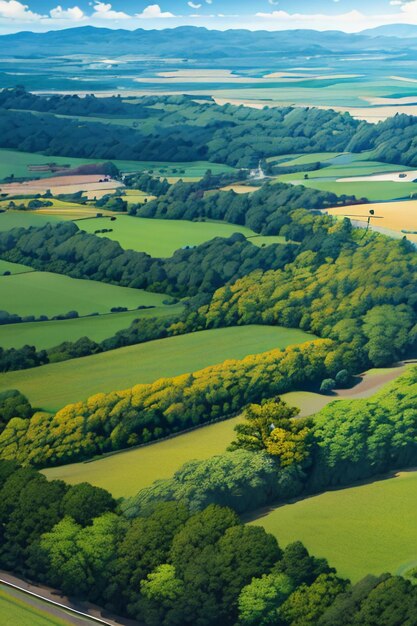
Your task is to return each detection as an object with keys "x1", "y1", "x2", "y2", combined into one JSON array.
[
  {"x1": 0, "y1": 315, "x2": 179, "y2": 372},
  {"x1": 2, "y1": 374, "x2": 417, "y2": 625},
  {"x1": 0, "y1": 221, "x2": 297, "y2": 298},
  {"x1": 122, "y1": 365, "x2": 417, "y2": 517},
  {"x1": 133, "y1": 178, "x2": 363, "y2": 234},
  {"x1": 0, "y1": 339, "x2": 333, "y2": 466},
  {"x1": 3, "y1": 87, "x2": 417, "y2": 168}
]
